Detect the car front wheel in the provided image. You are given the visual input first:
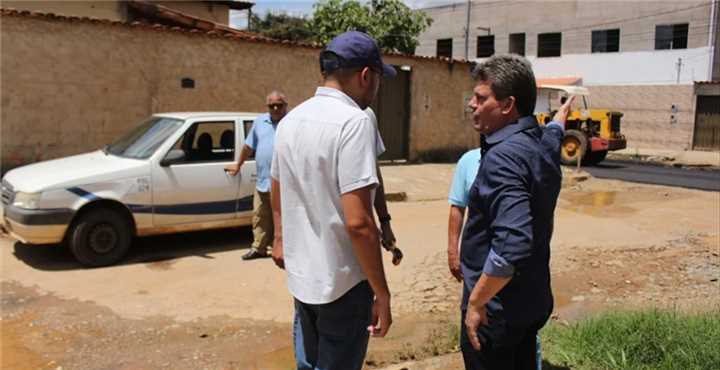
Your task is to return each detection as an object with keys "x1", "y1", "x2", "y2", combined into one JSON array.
[{"x1": 69, "y1": 208, "x2": 132, "y2": 267}]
